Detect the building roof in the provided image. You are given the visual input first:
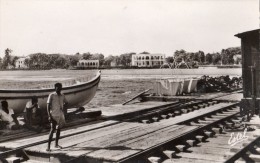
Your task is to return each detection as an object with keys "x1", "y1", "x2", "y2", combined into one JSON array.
[
  {"x1": 133, "y1": 53, "x2": 165, "y2": 56},
  {"x1": 79, "y1": 59, "x2": 99, "y2": 62},
  {"x1": 235, "y1": 29, "x2": 259, "y2": 38},
  {"x1": 16, "y1": 57, "x2": 27, "y2": 61}
]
